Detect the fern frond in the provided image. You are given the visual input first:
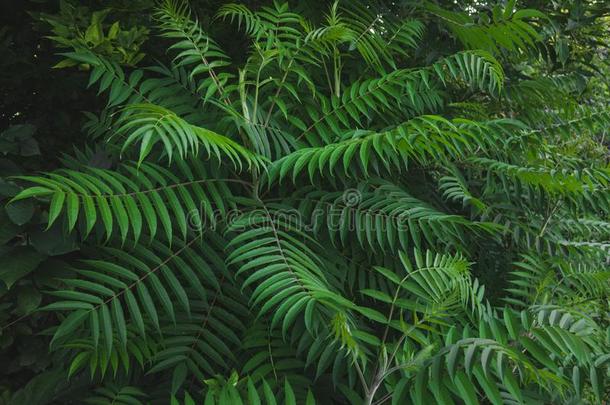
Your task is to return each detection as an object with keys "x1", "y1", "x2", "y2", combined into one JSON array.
[
  {"x1": 43, "y1": 235, "x2": 222, "y2": 355},
  {"x1": 11, "y1": 160, "x2": 242, "y2": 242},
  {"x1": 364, "y1": 249, "x2": 481, "y2": 317},
  {"x1": 291, "y1": 50, "x2": 504, "y2": 146},
  {"x1": 149, "y1": 295, "x2": 249, "y2": 381},
  {"x1": 114, "y1": 103, "x2": 261, "y2": 167},
  {"x1": 226, "y1": 208, "x2": 348, "y2": 336},
  {"x1": 66, "y1": 332, "x2": 158, "y2": 378},
  {"x1": 217, "y1": 2, "x2": 304, "y2": 47},
  {"x1": 507, "y1": 254, "x2": 610, "y2": 308},
  {"x1": 383, "y1": 19, "x2": 425, "y2": 59},
  {"x1": 63, "y1": 50, "x2": 202, "y2": 122},
  {"x1": 216, "y1": 4, "x2": 266, "y2": 38},
  {"x1": 529, "y1": 105, "x2": 610, "y2": 141},
  {"x1": 156, "y1": 0, "x2": 234, "y2": 104},
  {"x1": 240, "y1": 324, "x2": 313, "y2": 386},
  {"x1": 336, "y1": 1, "x2": 392, "y2": 68},
  {"x1": 291, "y1": 181, "x2": 499, "y2": 252},
  {"x1": 270, "y1": 117, "x2": 520, "y2": 182},
  {"x1": 439, "y1": 168, "x2": 488, "y2": 214},
  {"x1": 557, "y1": 218, "x2": 610, "y2": 240},
  {"x1": 305, "y1": 1, "x2": 424, "y2": 69},
  {"x1": 471, "y1": 156, "x2": 610, "y2": 195},
  {"x1": 435, "y1": 50, "x2": 505, "y2": 93},
  {"x1": 387, "y1": 304, "x2": 602, "y2": 404},
  {"x1": 427, "y1": 2, "x2": 545, "y2": 54}
]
